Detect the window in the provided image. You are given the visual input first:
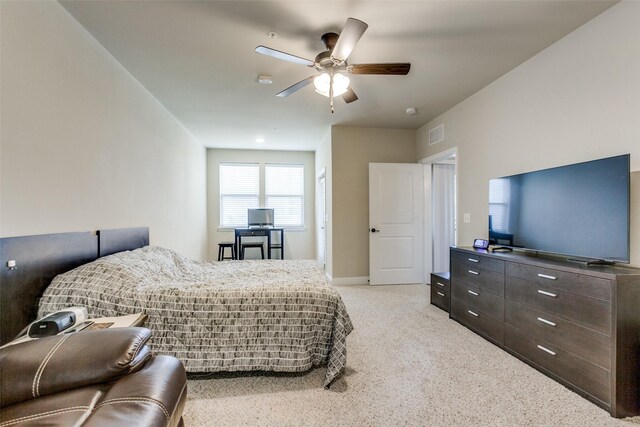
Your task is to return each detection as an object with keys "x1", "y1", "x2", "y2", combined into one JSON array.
[
  {"x1": 219, "y1": 162, "x2": 305, "y2": 229},
  {"x1": 219, "y1": 163, "x2": 259, "y2": 228},
  {"x1": 265, "y1": 164, "x2": 304, "y2": 228},
  {"x1": 489, "y1": 178, "x2": 510, "y2": 232}
]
